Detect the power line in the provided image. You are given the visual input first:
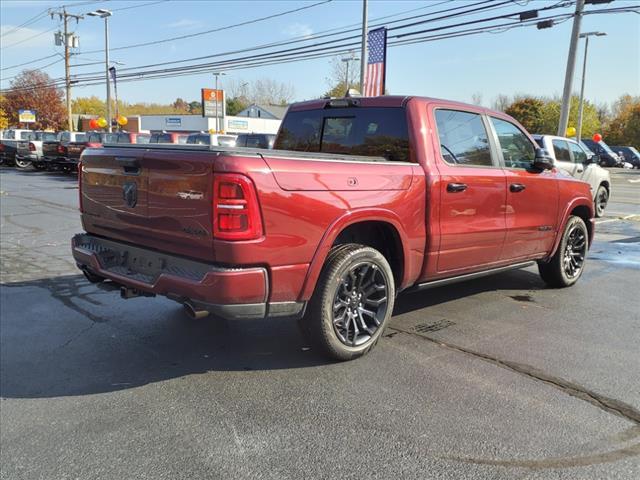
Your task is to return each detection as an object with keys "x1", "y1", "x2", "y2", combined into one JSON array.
[
  {"x1": 111, "y1": 0, "x2": 170, "y2": 12},
  {"x1": 4, "y1": 2, "x2": 631, "y2": 95},
  {"x1": 0, "y1": 27, "x2": 58, "y2": 50},
  {"x1": 79, "y1": 0, "x2": 334, "y2": 55},
  {"x1": 0, "y1": 53, "x2": 60, "y2": 72}
]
